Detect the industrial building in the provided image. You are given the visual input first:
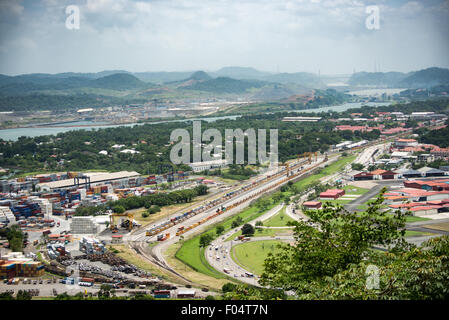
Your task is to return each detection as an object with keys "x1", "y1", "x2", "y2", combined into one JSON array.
[
  {"x1": 36, "y1": 171, "x2": 141, "y2": 191},
  {"x1": 188, "y1": 160, "x2": 228, "y2": 173},
  {"x1": 70, "y1": 216, "x2": 99, "y2": 234},
  {"x1": 282, "y1": 116, "x2": 322, "y2": 122},
  {"x1": 319, "y1": 189, "x2": 345, "y2": 200}
]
